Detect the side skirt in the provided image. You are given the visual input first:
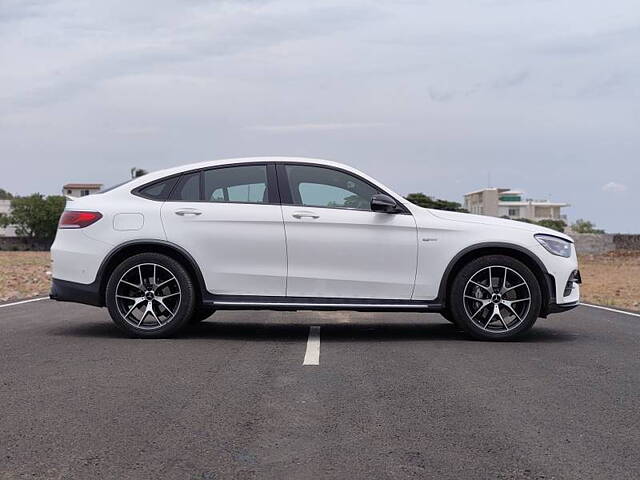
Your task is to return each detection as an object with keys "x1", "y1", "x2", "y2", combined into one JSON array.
[{"x1": 202, "y1": 294, "x2": 443, "y2": 312}]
